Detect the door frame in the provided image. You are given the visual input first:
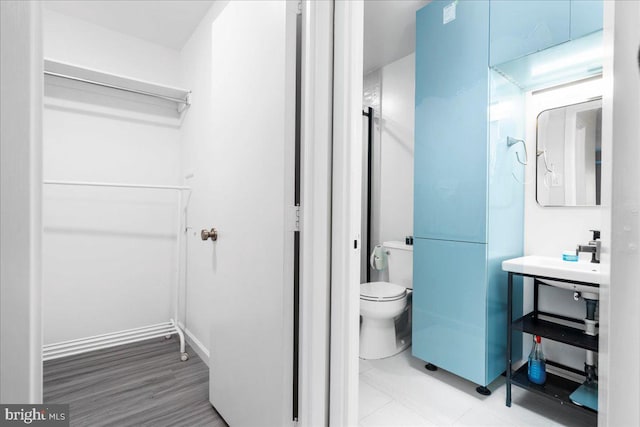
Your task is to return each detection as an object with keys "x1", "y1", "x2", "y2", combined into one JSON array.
[
  {"x1": 0, "y1": 0, "x2": 44, "y2": 404},
  {"x1": 297, "y1": 1, "x2": 335, "y2": 425},
  {"x1": 326, "y1": 2, "x2": 640, "y2": 427},
  {"x1": 328, "y1": 1, "x2": 364, "y2": 426},
  {"x1": 598, "y1": 1, "x2": 640, "y2": 426}
]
